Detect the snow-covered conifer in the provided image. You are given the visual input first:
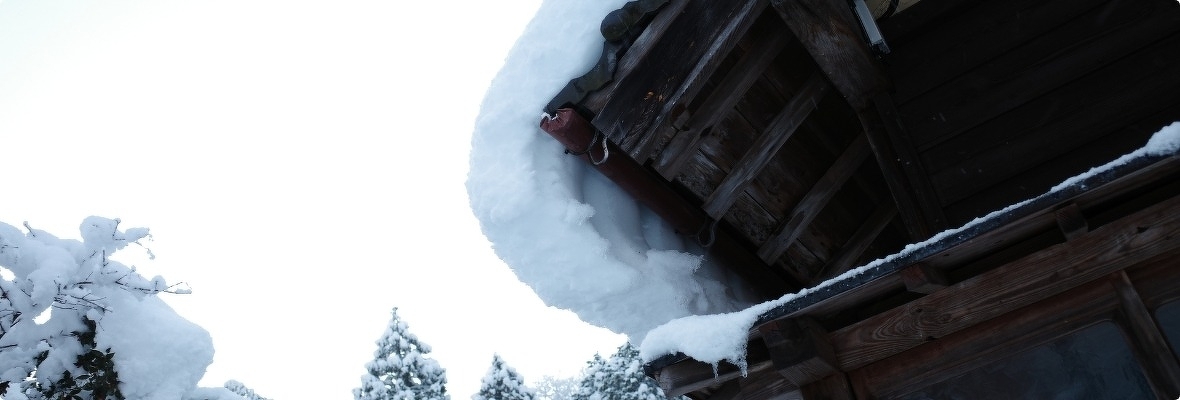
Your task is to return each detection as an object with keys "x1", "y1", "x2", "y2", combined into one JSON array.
[
  {"x1": 354, "y1": 307, "x2": 449, "y2": 400},
  {"x1": 472, "y1": 354, "x2": 535, "y2": 400},
  {"x1": 0, "y1": 217, "x2": 213, "y2": 399},
  {"x1": 224, "y1": 380, "x2": 272, "y2": 400},
  {"x1": 534, "y1": 375, "x2": 578, "y2": 400},
  {"x1": 573, "y1": 343, "x2": 683, "y2": 400}
]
